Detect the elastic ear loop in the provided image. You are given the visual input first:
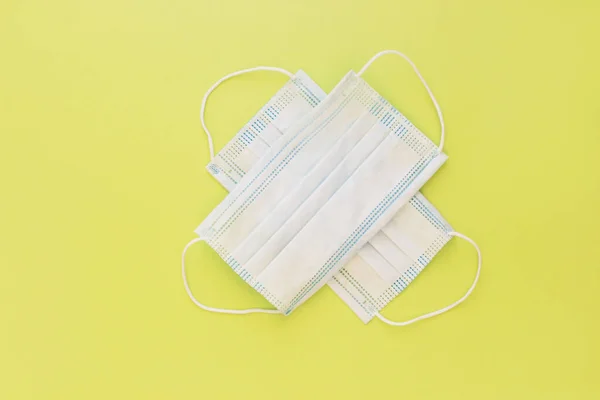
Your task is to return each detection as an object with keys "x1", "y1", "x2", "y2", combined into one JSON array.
[
  {"x1": 182, "y1": 238, "x2": 281, "y2": 314},
  {"x1": 357, "y1": 50, "x2": 445, "y2": 153},
  {"x1": 374, "y1": 231, "x2": 481, "y2": 326},
  {"x1": 200, "y1": 66, "x2": 295, "y2": 161}
]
